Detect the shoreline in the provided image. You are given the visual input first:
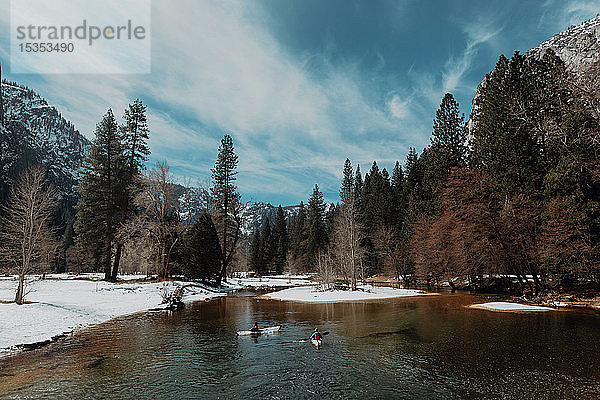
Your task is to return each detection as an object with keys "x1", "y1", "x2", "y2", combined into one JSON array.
[
  {"x1": 0, "y1": 273, "x2": 317, "y2": 357},
  {"x1": 0, "y1": 276, "x2": 228, "y2": 356},
  {"x1": 3, "y1": 276, "x2": 599, "y2": 358}
]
